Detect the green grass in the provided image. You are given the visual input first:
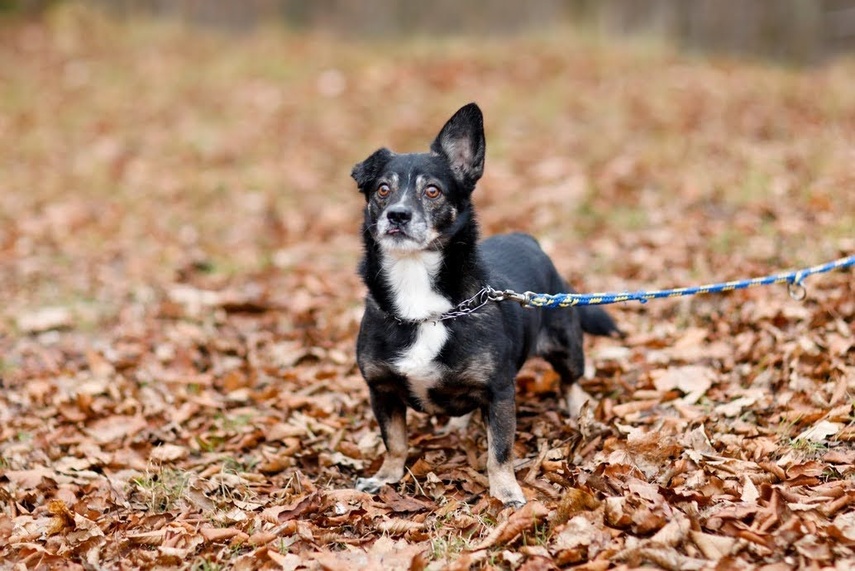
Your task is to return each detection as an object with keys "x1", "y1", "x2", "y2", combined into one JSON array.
[
  {"x1": 190, "y1": 559, "x2": 223, "y2": 571},
  {"x1": 221, "y1": 455, "x2": 259, "y2": 474},
  {"x1": 131, "y1": 466, "x2": 191, "y2": 513},
  {"x1": 429, "y1": 534, "x2": 476, "y2": 563}
]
